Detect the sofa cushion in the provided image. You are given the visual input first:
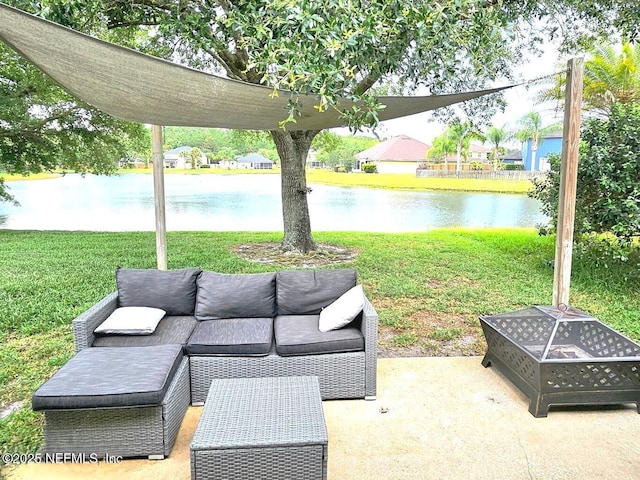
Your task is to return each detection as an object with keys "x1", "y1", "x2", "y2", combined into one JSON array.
[
  {"x1": 116, "y1": 267, "x2": 201, "y2": 315},
  {"x1": 92, "y1": 315, "x2": 197, "y2": 349},
  {"x1": 195, "y1": 271, "x2": 276, "y2": 320},
  {"x1": 276, "y1": 269, "x2": 357, "y2": 315},
  {"x1": 186, "y1": 318, "x2": 273, "y2": 356},
  {"x1": 32, "y1": 344, "x2": 183, "y2": 411},
  {"x1": 319, "y1": 284, "x2": 364, "y2": 332},
  {"x1": 94, "y1": 306, "x2": 166, "y2": 335},
  {"x1": 274, "y1": 314, "x2": 364, "y2": 356}
]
